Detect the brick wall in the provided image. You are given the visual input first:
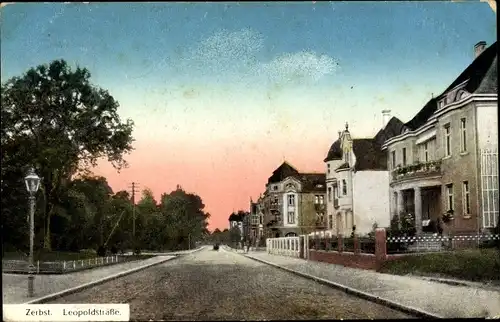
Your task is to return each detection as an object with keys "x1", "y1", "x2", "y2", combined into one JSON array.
[{"x1": 309, "y1": 250, "x2": 379, "y2": 270}]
